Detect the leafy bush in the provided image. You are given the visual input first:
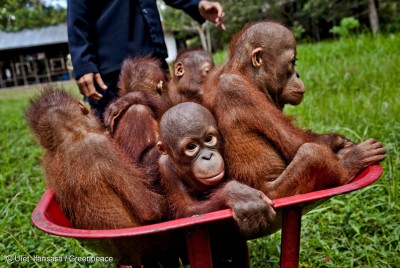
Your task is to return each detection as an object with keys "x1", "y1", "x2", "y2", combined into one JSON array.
[{"x1": 330, "y1": 17, "x2": 360, "y2": 38}]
